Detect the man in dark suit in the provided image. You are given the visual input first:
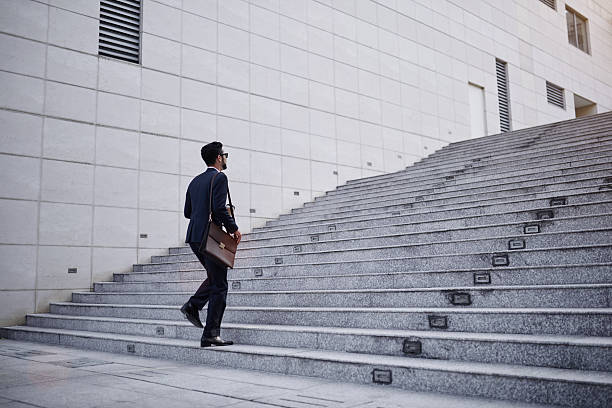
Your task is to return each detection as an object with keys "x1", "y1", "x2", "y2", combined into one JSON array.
[{"x1": 181, "y1": 141, "x2": 242, "y2": 347}]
